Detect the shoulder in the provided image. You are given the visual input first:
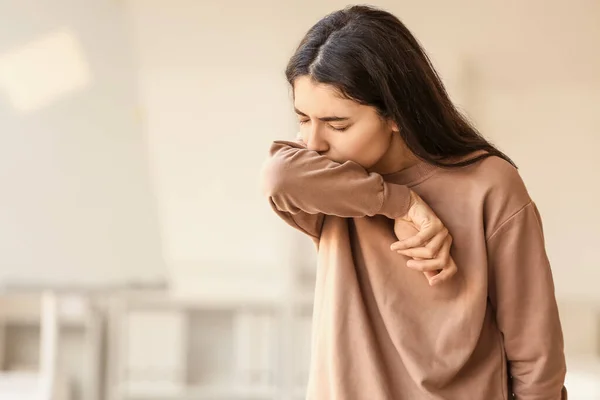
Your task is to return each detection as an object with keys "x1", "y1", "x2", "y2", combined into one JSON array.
[
  {"x1": 441, "y1": 153, "x2": 532, "y2": 238},
  {"x1": 474, "y1": 155, "x2": 529, "y2": 200}
]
